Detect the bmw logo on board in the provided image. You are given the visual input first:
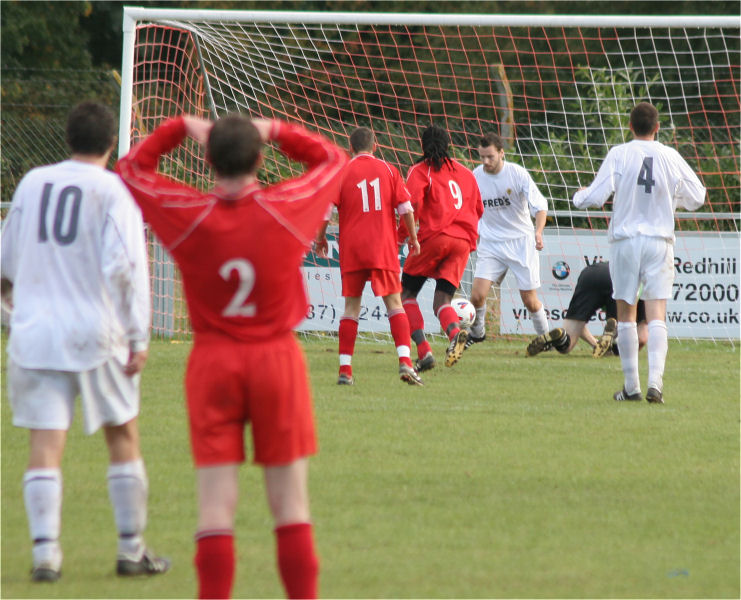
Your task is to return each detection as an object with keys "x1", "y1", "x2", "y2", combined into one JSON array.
[{"x1": 552, "y1": 260, "x2": 570, "y2": 280}]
